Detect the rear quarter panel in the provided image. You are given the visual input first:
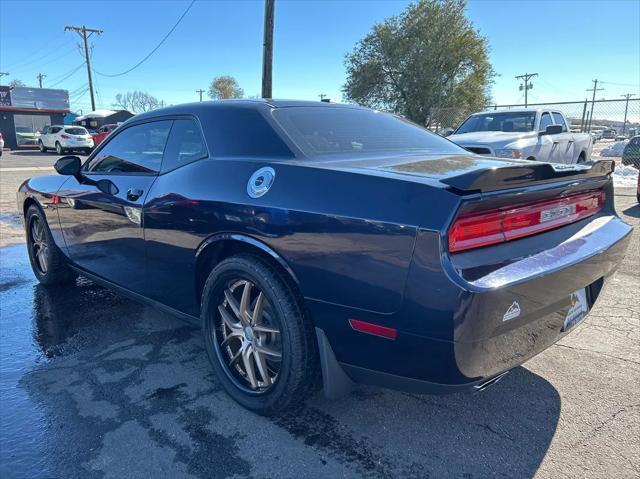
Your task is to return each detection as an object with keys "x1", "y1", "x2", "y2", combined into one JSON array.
[{"x1": 143, "y1": 158, "x2": 458, "y2": 315}]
